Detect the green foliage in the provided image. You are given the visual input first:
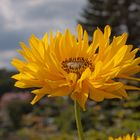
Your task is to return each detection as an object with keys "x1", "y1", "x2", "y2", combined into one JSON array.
[
  {"x1": 53, "y1": 99, "x2": 75, "y2": 132},
  {"x1": 16, "y1": 128, "x2": 45, "y2": 140},
  {"x1": 0, "y1": 72, "x2": 140, "y2": 139},
  {"x1": 6, "y1": 100, "x2": 32, "y2": 129},
  {"x1": 47, "y1": 133, "x2": 74, "y2": 140},
  {"x1": 0, "y1": 92, "x2": 140, "y2": 139},
  {"x1": 0, "y1": 69, "x2": 31, "y2": 95},
  {"x1": 0, "y1": 69, "x2": 16, "y2": 94}
]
